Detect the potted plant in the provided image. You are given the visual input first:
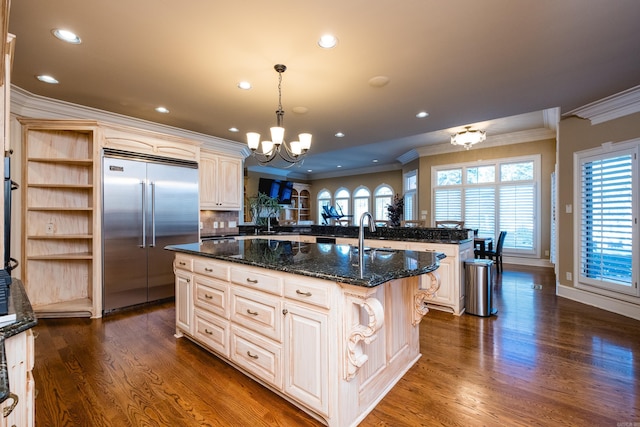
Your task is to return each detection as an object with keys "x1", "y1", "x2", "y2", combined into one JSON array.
[
  {"x1": 386, "y1": 194, "x2": 404, "y2": 227},
  {"x1": 248, "y1": 192, "x2": 281, "y2": 226}
]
